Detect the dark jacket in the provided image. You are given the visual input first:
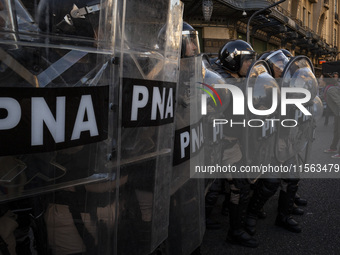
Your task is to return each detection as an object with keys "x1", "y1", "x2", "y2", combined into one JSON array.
[{"x1": 326, "y1": 85, "x2": 340, "y2": 116}]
